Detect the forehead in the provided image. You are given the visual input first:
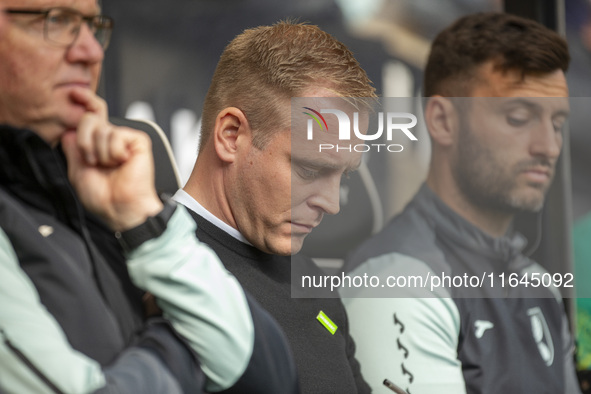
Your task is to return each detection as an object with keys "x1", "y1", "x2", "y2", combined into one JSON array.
[
  {"x1": 291, "y1": 115, "x2": 364, "y2": 173},
  {"x1": 291, "y1": 129, "x2": 363, "y2": 172},
  {"x1": 290, "y1": 94, "x2": 366, "y2": 171},
  {"x1": 470, "y1": 62, "x2": 569, "y2": 98},
  {"x1": 5, "y1": 0, "x2": 99, "y2": 12},
  {"x1": 462, "y1": 96, "x2": 570, "y2": 122}
]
